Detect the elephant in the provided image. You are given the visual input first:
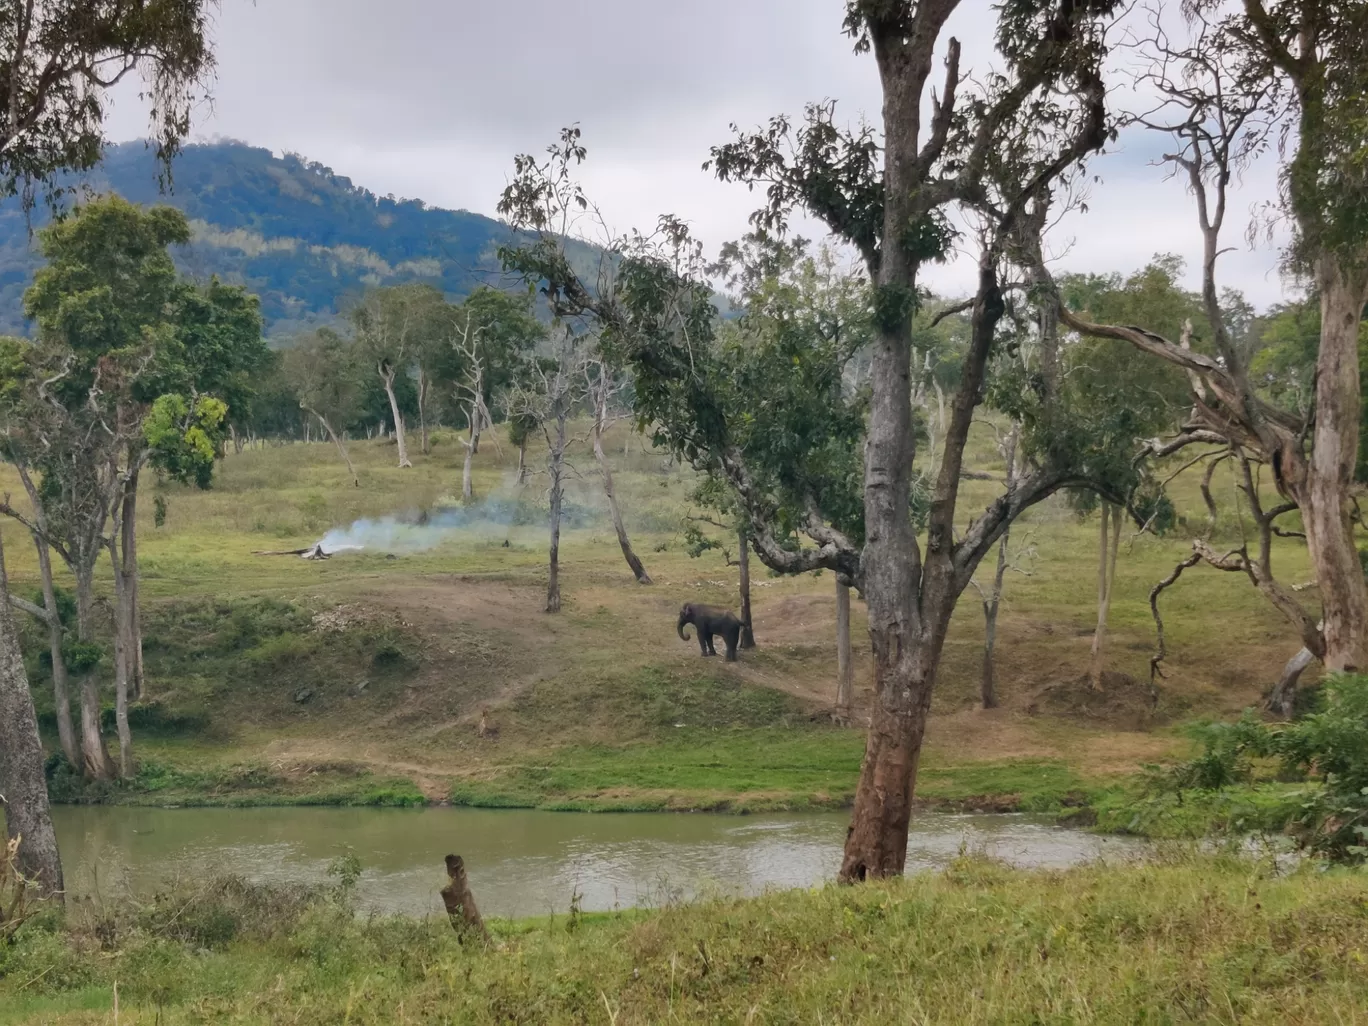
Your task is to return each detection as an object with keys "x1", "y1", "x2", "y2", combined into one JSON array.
[{"x1": 677, "y1": 602, "x2": 744, "y2": 662}]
